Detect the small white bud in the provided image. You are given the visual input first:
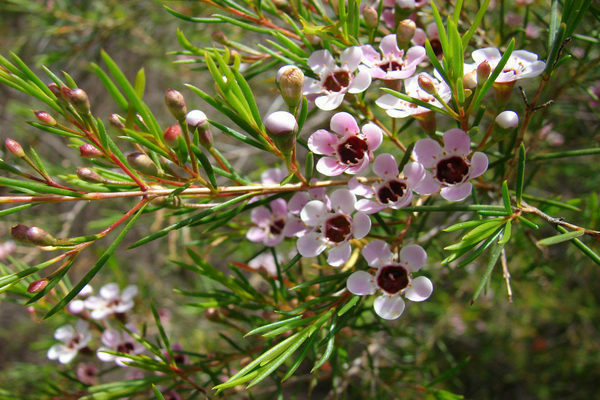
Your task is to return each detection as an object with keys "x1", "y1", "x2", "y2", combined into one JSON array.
[
  {"x1": 495, "y1": 111, "x2": 519, "y2": 129},
  {"x1": 185, "y1": 110, "x2": 208, "y2": 127}
]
